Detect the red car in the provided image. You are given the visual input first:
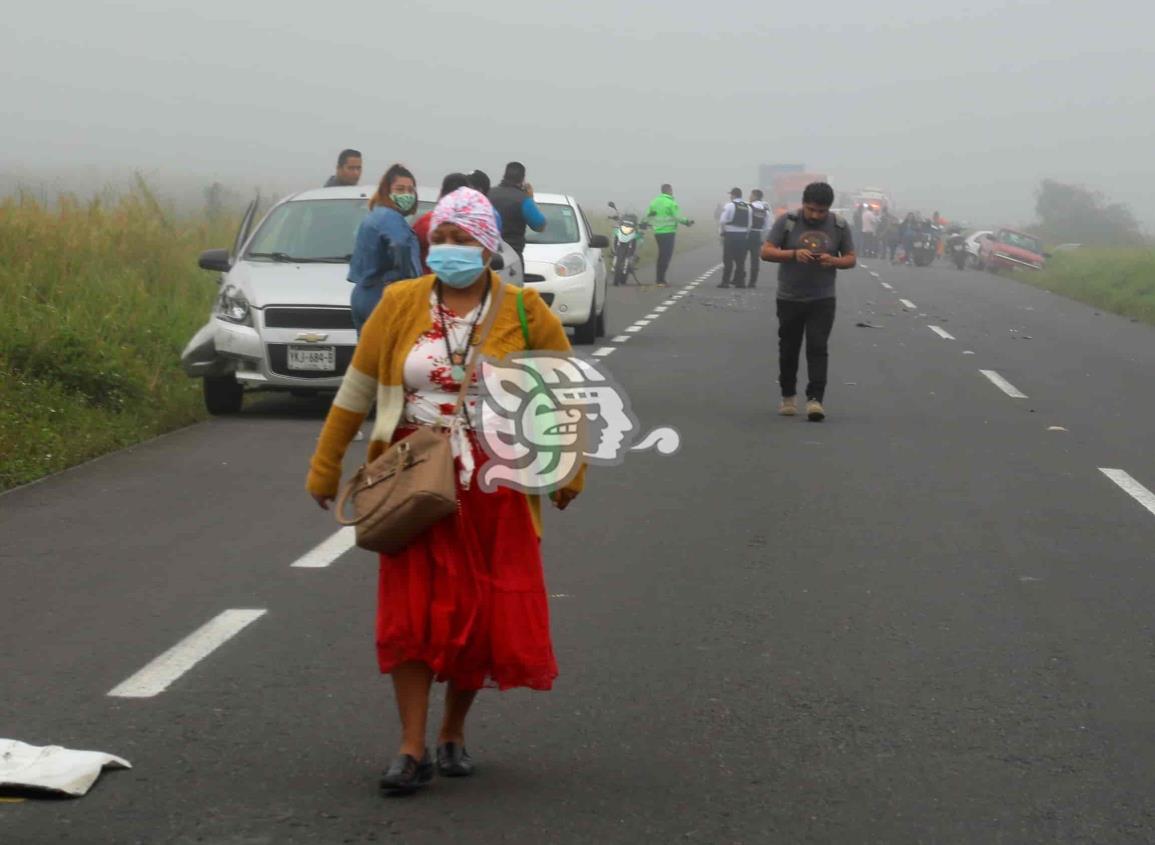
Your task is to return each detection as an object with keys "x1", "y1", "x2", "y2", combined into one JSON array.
[{"x1": 977, "y1": 228, "x2": 1047, "y2": 273}]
